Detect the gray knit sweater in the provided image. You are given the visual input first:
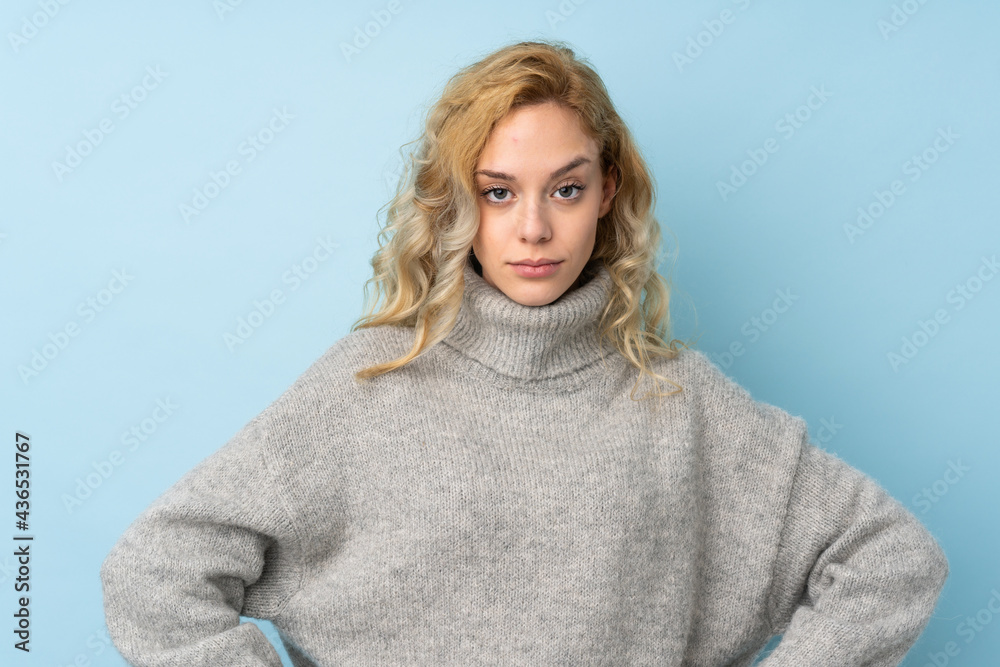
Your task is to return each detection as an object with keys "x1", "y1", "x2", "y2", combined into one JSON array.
[{"x1": 100, "y1": 257, "x2": 949, "y2": 666}]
